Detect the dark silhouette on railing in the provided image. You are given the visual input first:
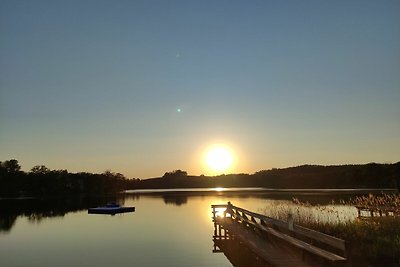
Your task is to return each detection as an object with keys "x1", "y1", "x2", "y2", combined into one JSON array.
[{"x1": 212, "y1": 202, "x2": 347, "y2": 267}]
